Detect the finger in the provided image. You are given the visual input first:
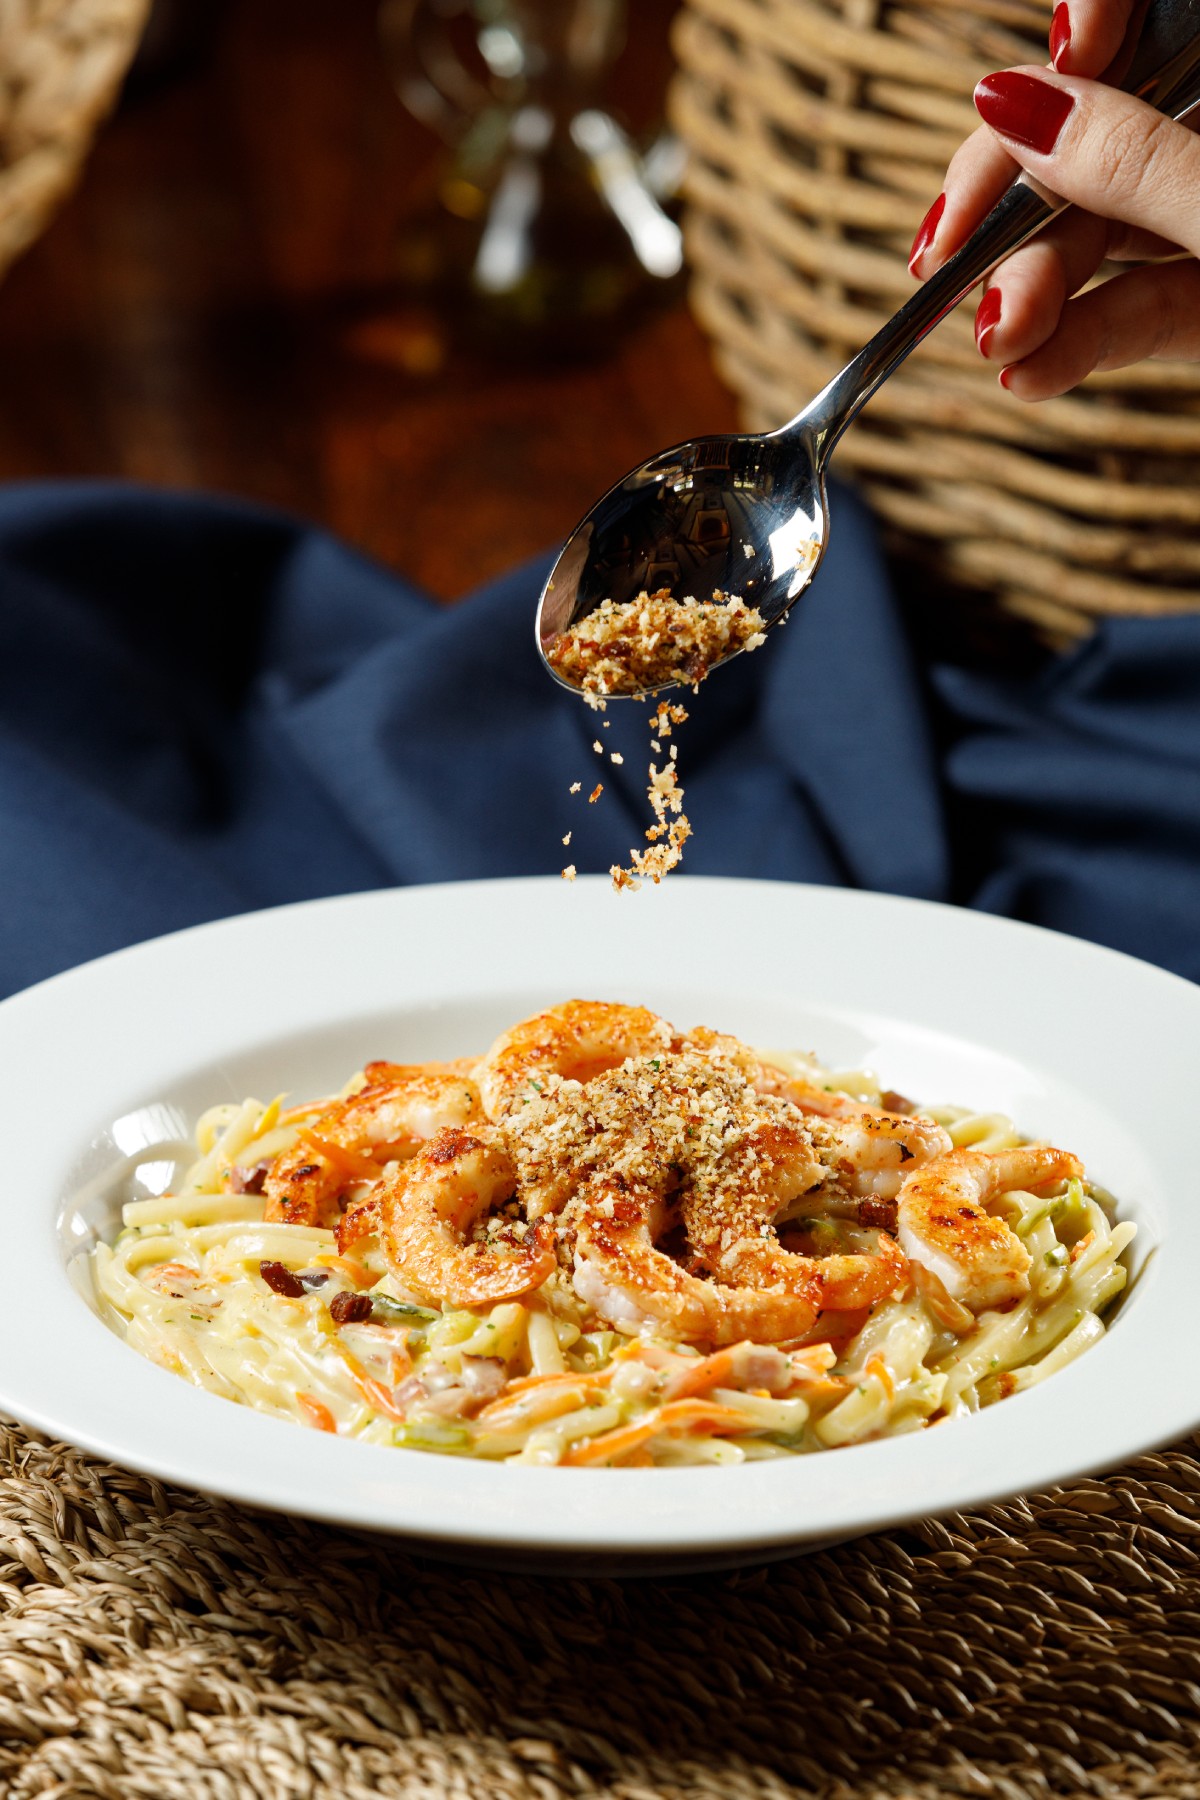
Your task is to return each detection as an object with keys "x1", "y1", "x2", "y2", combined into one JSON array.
[
  {"x1": 974, "y1": 211, "x2": 1108, "y2": 362},
  {"x1": 974, "y1": 67, "x2": 1200, "y2": 257},
  {"x1": 998, "y1": 258, "x2": 1200, "y2": 399},
  {"x1": 973, "y1": 205, "x2": 1183, "y2": 363},
  {"x1": 910, "y1": 124, "x2": 1017, "y2": 275},
  {"x1": 1048, "y1": 0, "x2": 1137, "y2": 76}
]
